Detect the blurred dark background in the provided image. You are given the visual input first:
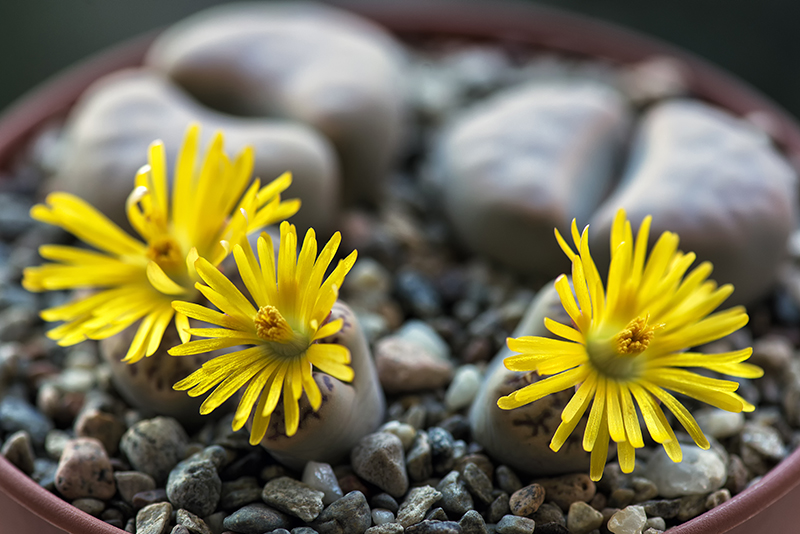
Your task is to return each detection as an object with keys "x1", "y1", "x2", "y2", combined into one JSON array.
[{"x1": 1, "y1": 0, "x2": 798, "y2": 118}]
